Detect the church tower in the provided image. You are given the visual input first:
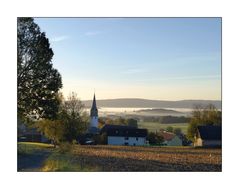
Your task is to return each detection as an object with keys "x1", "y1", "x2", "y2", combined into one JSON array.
[{"x1": 90, "y1": 93, "x2": 98, "y2": 128}]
